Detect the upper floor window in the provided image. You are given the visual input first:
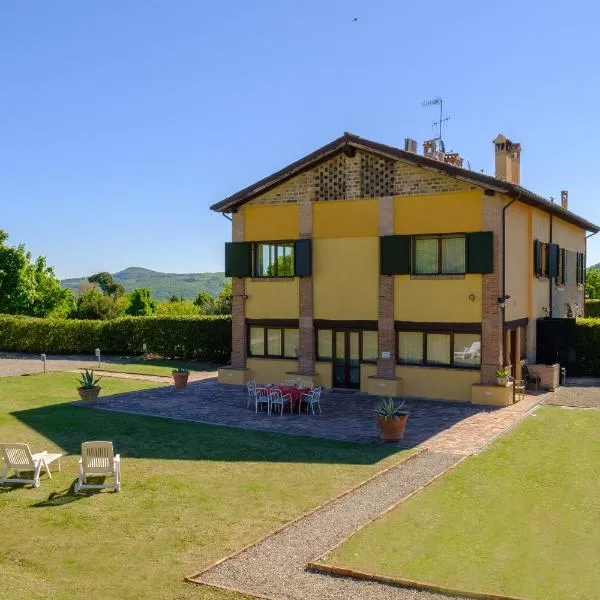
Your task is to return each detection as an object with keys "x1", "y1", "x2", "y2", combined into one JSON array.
[
  {"x1": 414, "y1": 235, "x2": 466, "y2": 275},
  {"x1": 576, "y1": 252, "x2": 585, "y2": 286},
  {"x1": 556, "y1": 248, "x2": 567, "y2": 286},
  {"x1": 255, "y1": 242, "x2": 294, "y2": 277}
]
